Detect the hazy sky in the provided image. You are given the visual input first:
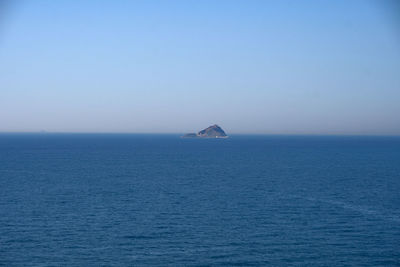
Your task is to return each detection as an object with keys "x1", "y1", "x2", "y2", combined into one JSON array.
[{"x1": 1, "y1": 0, "x2": 399, "y2": 134}]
